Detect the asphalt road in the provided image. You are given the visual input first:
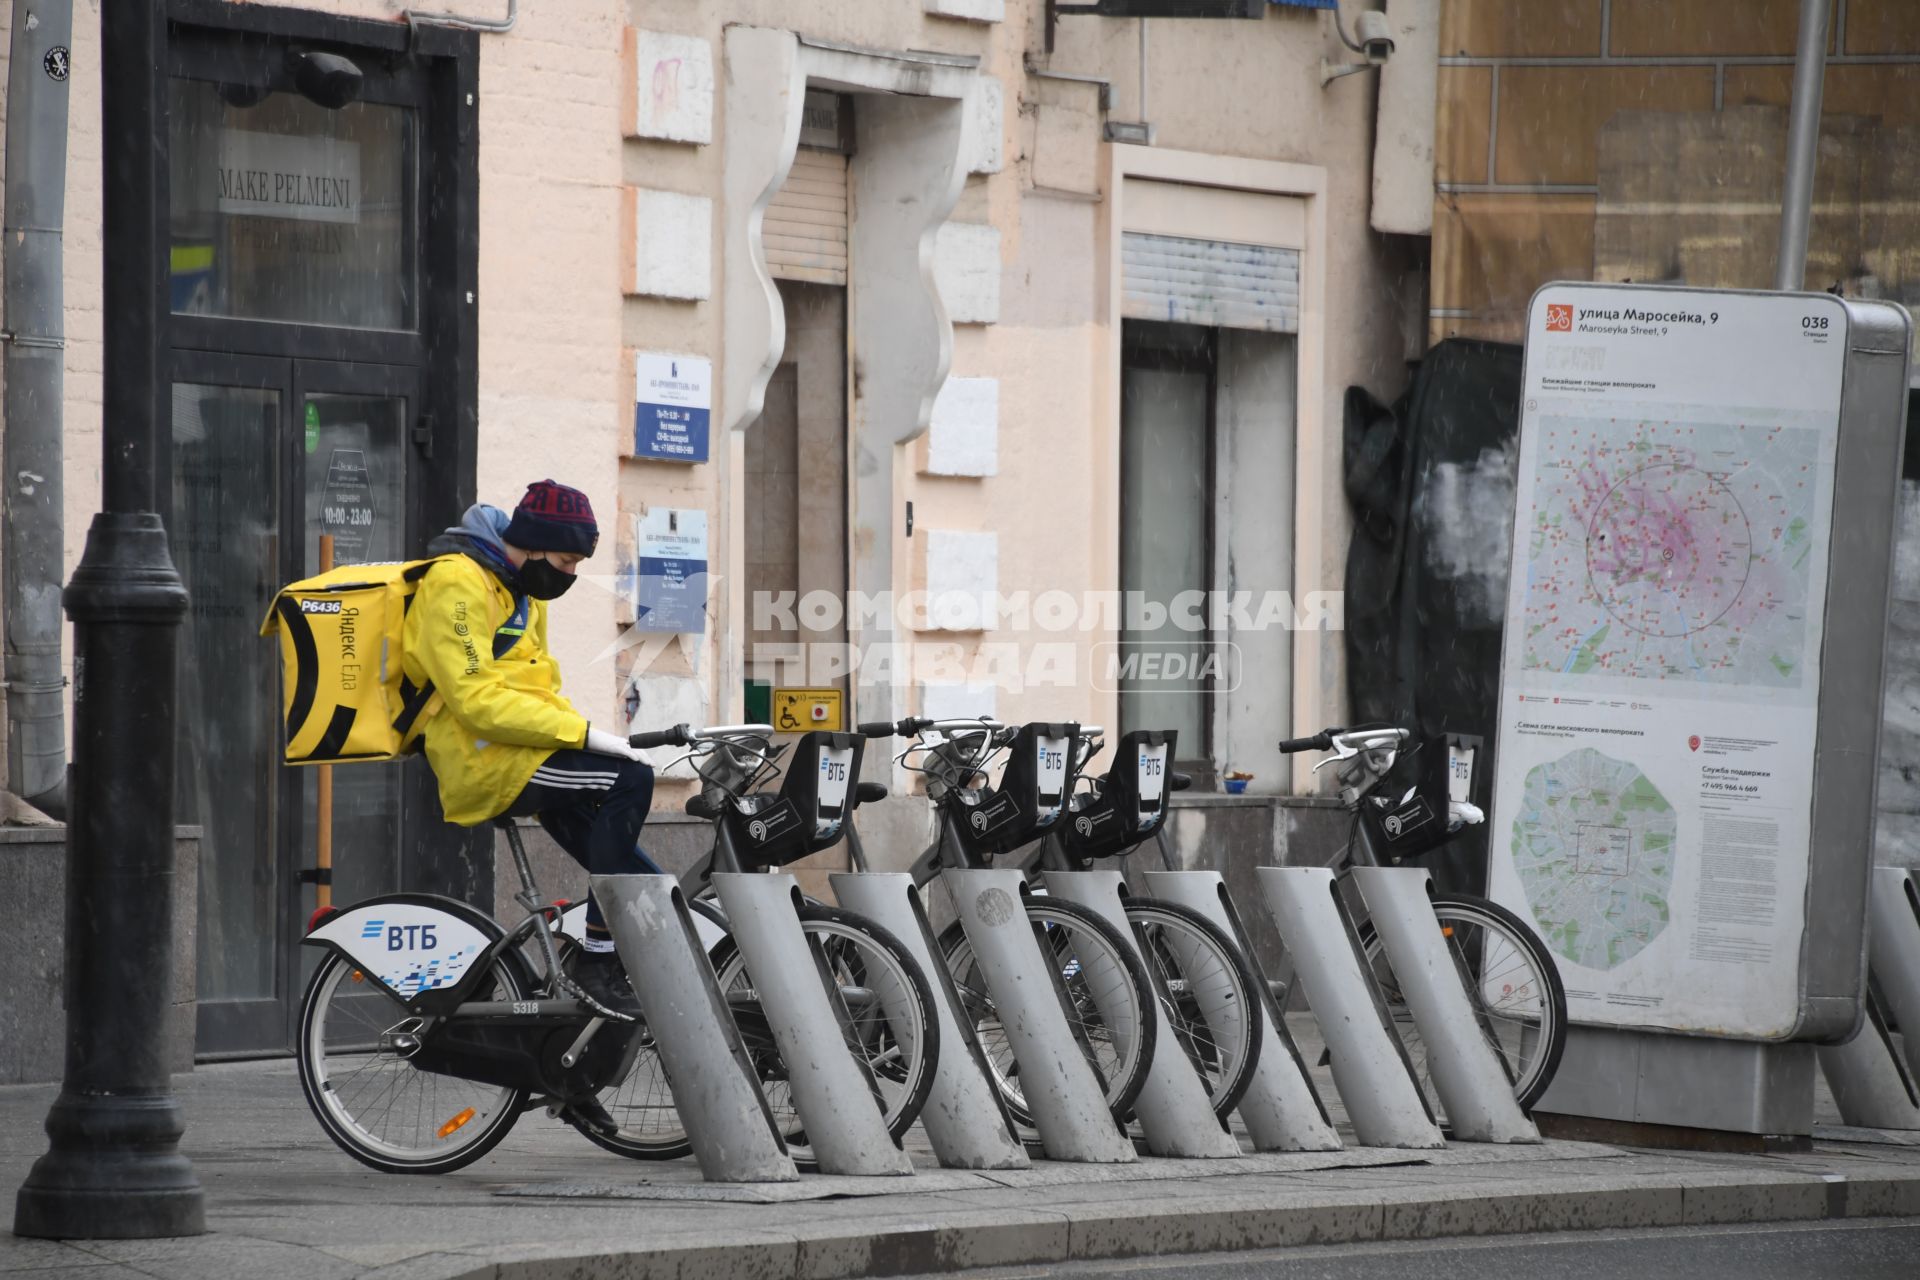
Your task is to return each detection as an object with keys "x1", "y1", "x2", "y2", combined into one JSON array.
[{"x1": 952, "y1": 1218, "x2": 1920, "y2": 1280}]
